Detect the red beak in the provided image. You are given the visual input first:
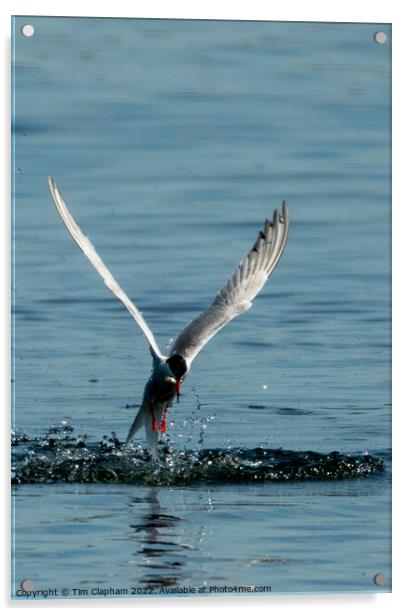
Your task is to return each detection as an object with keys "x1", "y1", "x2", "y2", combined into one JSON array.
[{"x1": 176, "y1": 379, "x2": 182, "y2": 402}]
